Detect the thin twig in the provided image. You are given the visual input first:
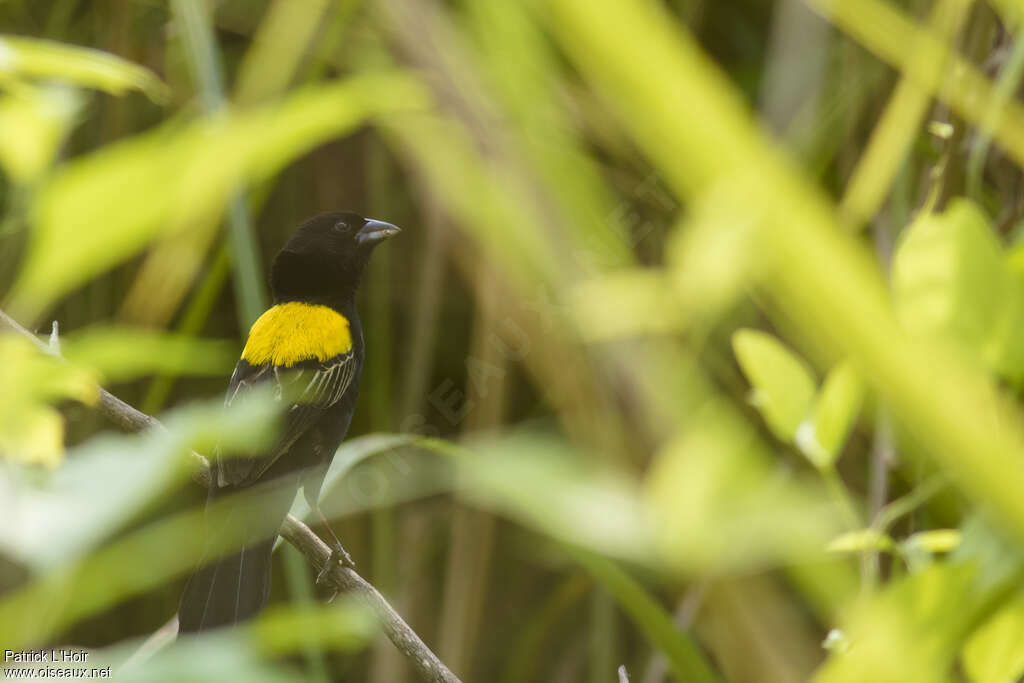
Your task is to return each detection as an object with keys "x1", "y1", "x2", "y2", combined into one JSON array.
[
  {"x1": 872, "y1": 475, "x2": 948, "y2": 534},
  {"x1": 0, "y1": 309, "x2": 461, "y2": 683}
]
